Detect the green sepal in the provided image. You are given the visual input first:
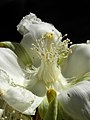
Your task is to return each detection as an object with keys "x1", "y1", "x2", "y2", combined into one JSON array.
[
  {"x1": 38, "y1": 95, "x2": 71, "y2": 120},
  {"x1": 0, "y1": 41, "x2": 32, "y2": 67},
  {"x1": 38, "y1": 89, "x2": 64, "y2": 120},
  {"x1": 44, "y1": 96, "x2": 57, "y2": 120},
  {"x1": 38, "y1": 96, "x2": 49, "y2": 119}
]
